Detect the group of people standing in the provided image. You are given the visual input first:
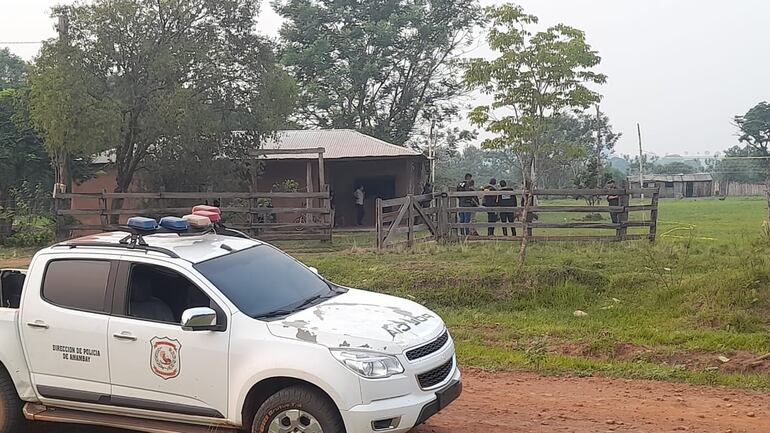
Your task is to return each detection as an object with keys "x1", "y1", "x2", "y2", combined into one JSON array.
[{"x1": 456, "y1": 173, "x2": 522, "y2": 236}]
